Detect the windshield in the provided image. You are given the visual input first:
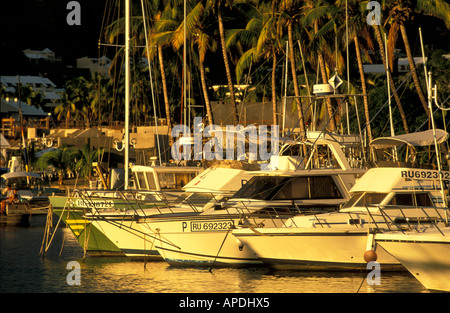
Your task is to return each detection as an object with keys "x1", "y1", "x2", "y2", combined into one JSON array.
[
  {"x1": 182, "y1": 193, "x2": 215, "y2": 206},
  {"x1": 232, "y1": 175, "x2": 343, "y2": 200},
  {"x1": 342, "y1": 192, "x2": 388, "y2": 209}
]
